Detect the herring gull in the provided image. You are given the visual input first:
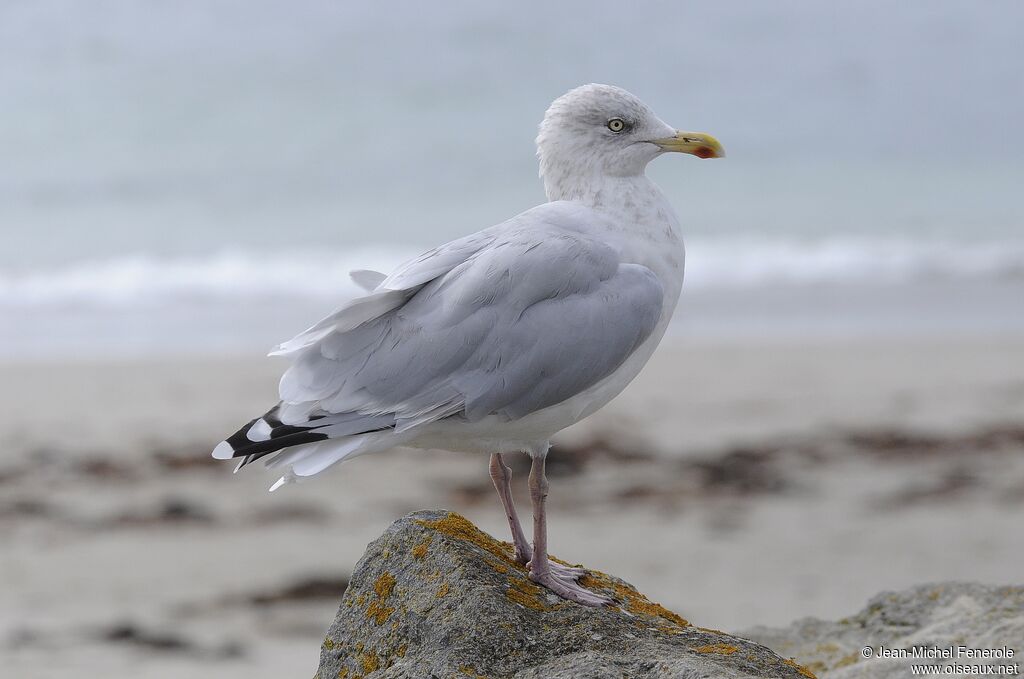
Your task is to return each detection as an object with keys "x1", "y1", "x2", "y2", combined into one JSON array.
[{"x1": 212, "y1": 84, "x2": 723, "y2": 606}]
